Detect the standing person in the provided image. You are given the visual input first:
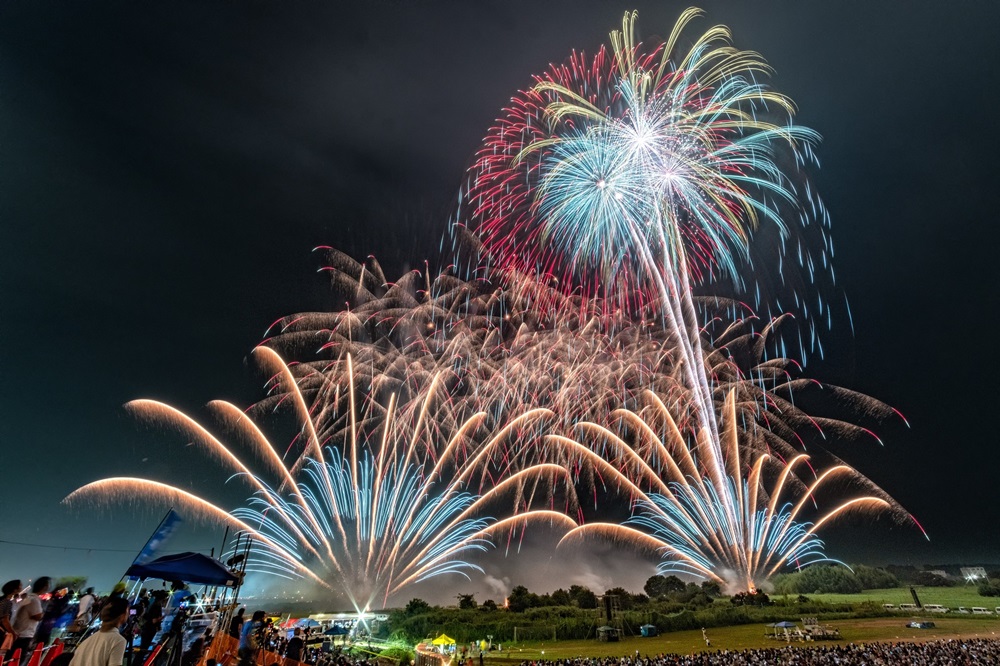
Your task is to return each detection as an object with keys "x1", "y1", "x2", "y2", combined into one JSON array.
[
  {"x1": 77, "y1": 589, "x2": 97, "y2": 625},
  {"x1": 228, "y1": 608, "x2": 245, "y2": 639},
  {"x1": 35, "y1": 585, "x2": 71, "y2": 646},
  {"x1": 139, "y1": 591, "x2": 167, "y2": 655},
  {"x1": 130, "y1": 590, "x2": 148, "y2": 618},
  {"x1": 68, "y1": 597, "x2": 129, "y2": 666},
  {"x1": 73, "y1": 588, "x2": 97, "y2": 633},
  {"x1": 168, "y1": 582, "x2": 189, "y2": 612},
  {"x1": 285, "y1": 628, "x2": 304, "y2": 663},
  {"x1": 238, "y1": 611, "x2": 265, "y2": 666},
  {"x1": 1, "y1": 580, "x2": 22, "y2": 658},
  {"x1": 12, "y1": 577, "x2": 50, "y2": 661}
]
